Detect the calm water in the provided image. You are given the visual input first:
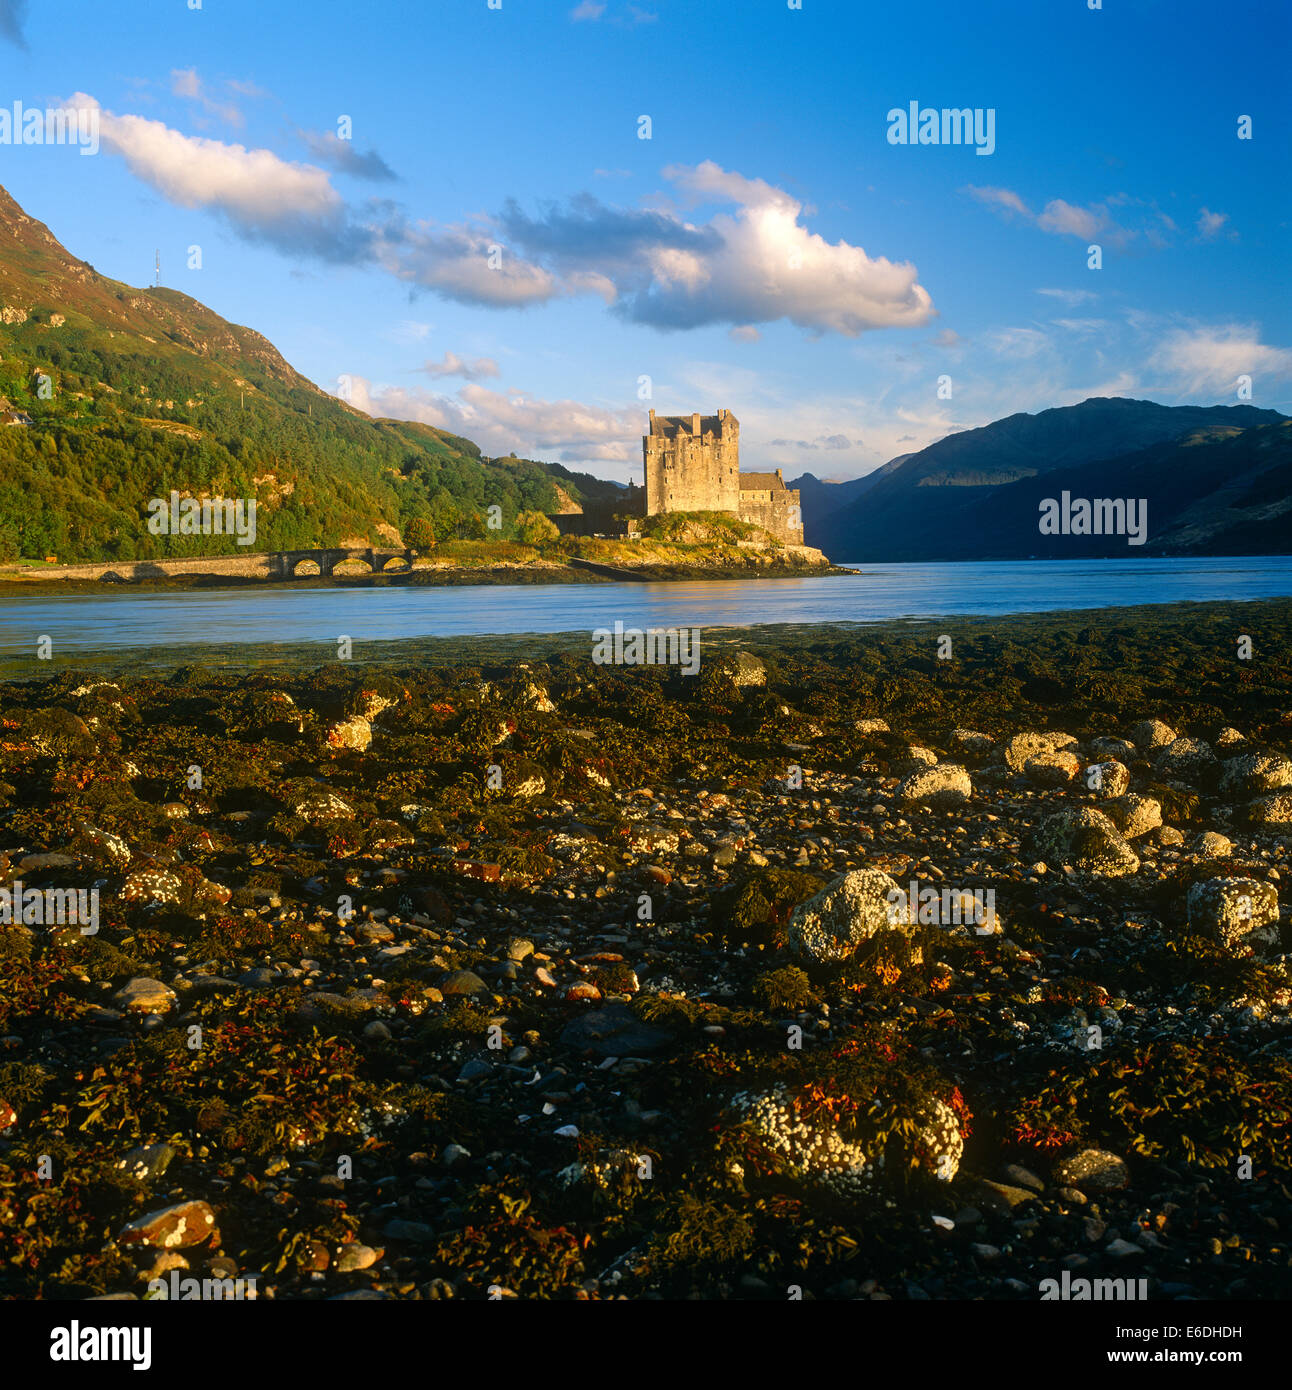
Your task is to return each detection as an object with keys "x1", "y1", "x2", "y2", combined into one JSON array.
[{"x1": 0, "y1": 557, "x2": 1289, "y2": 659}]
